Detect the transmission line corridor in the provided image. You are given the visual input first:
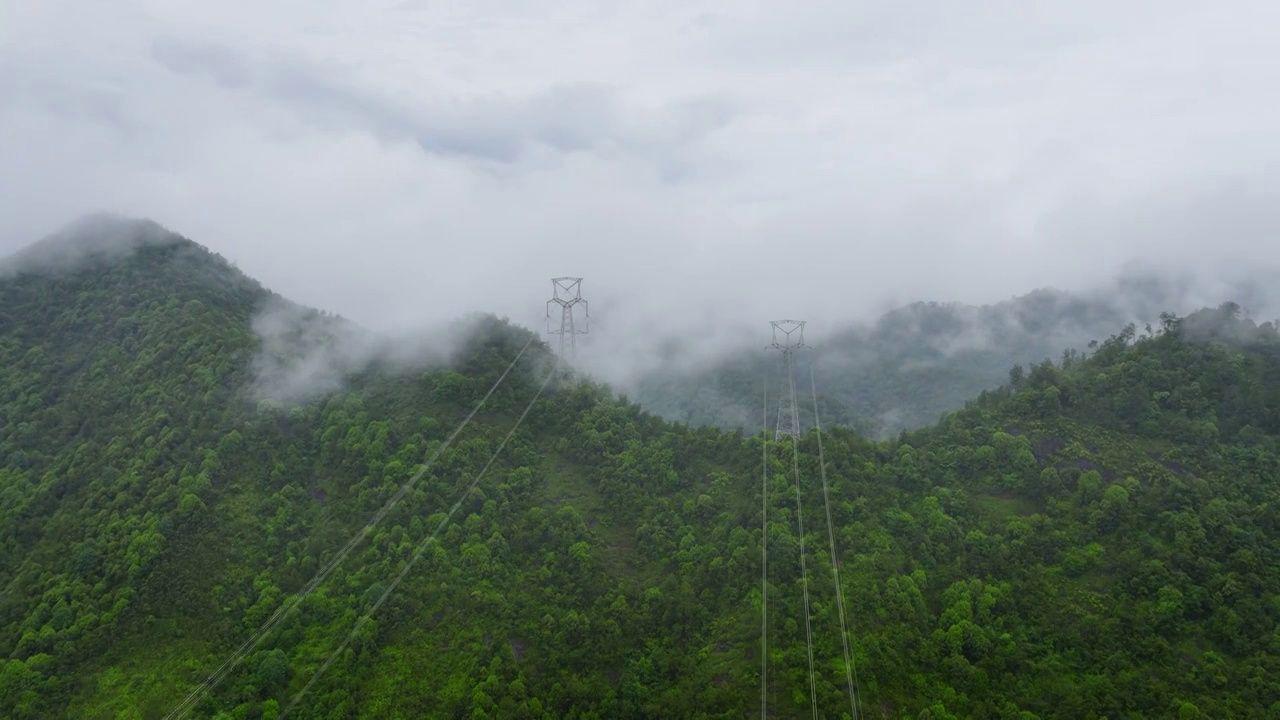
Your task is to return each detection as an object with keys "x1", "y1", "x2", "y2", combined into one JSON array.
[
  {"x1": 280, "y1": 356, "x2": 561, "y2": 718},
  {"x1": 761, "y1": 320, "x2": 862, "y2": 719},
  {"x1": 166, "y1": 336, "x2": 540, "y2": 719},
  {"x1": 167, "y1": 305, "x2": 863, "y2": 719}
]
